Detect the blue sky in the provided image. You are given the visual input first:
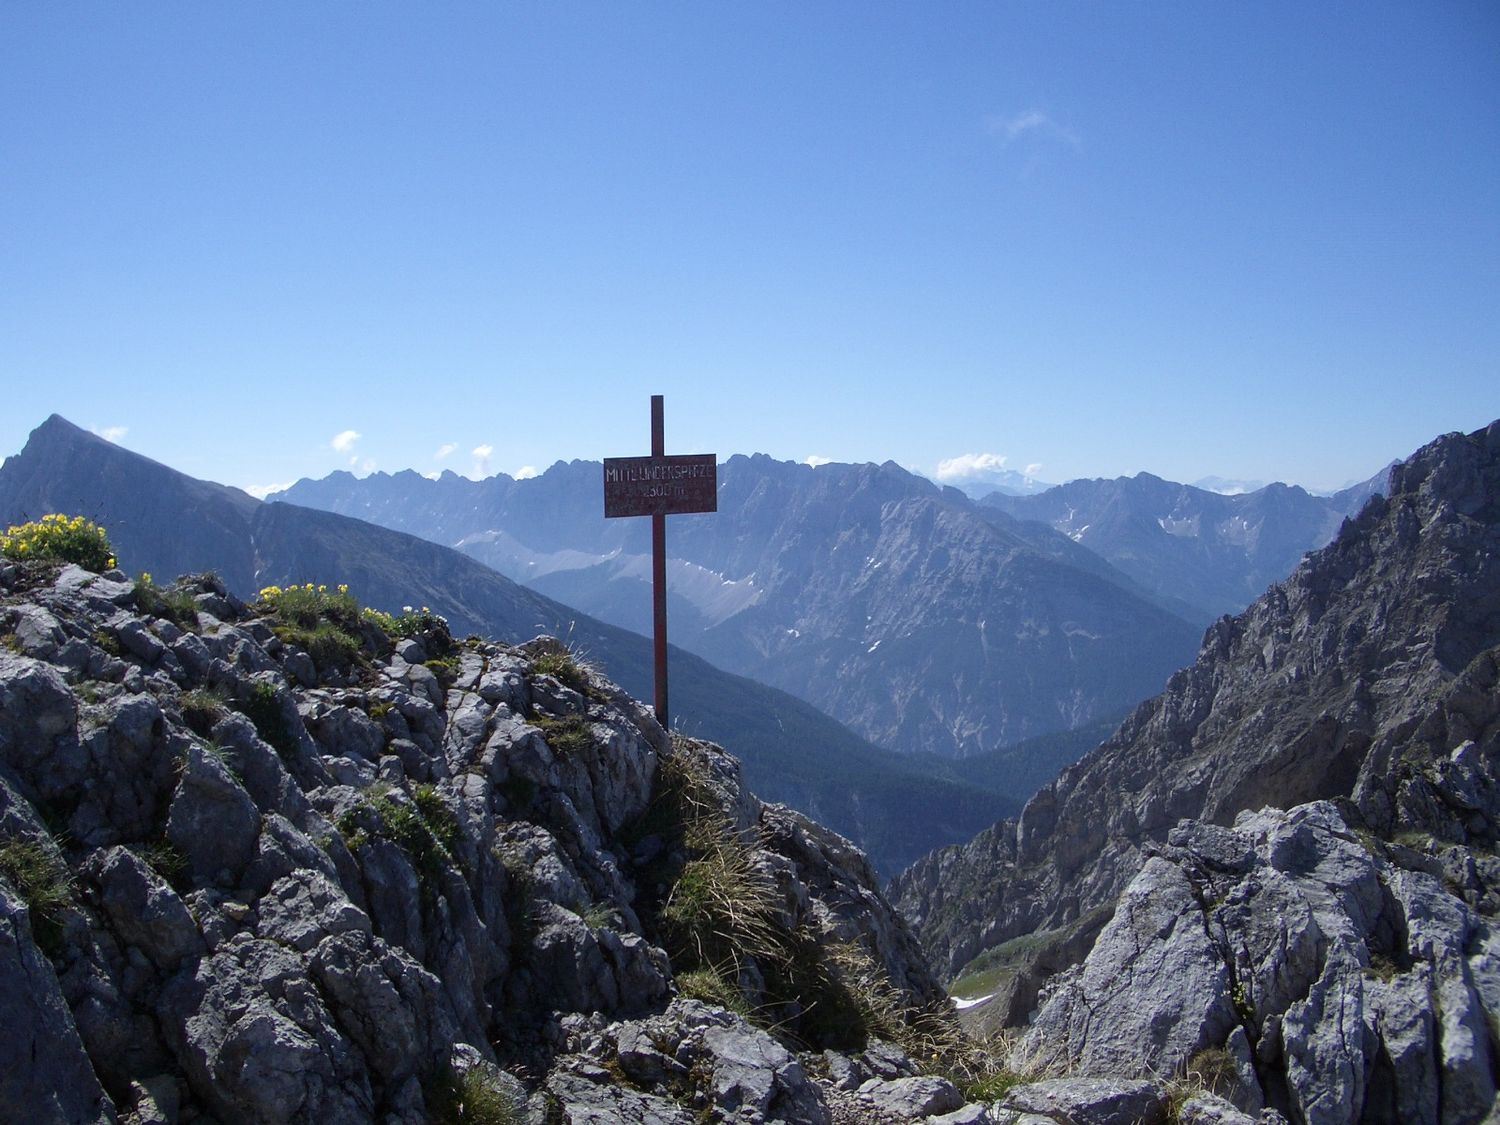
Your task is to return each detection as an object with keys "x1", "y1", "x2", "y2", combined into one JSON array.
[{"x1": 3, "y1": 2, "x2": 1497, "y2": 495}]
